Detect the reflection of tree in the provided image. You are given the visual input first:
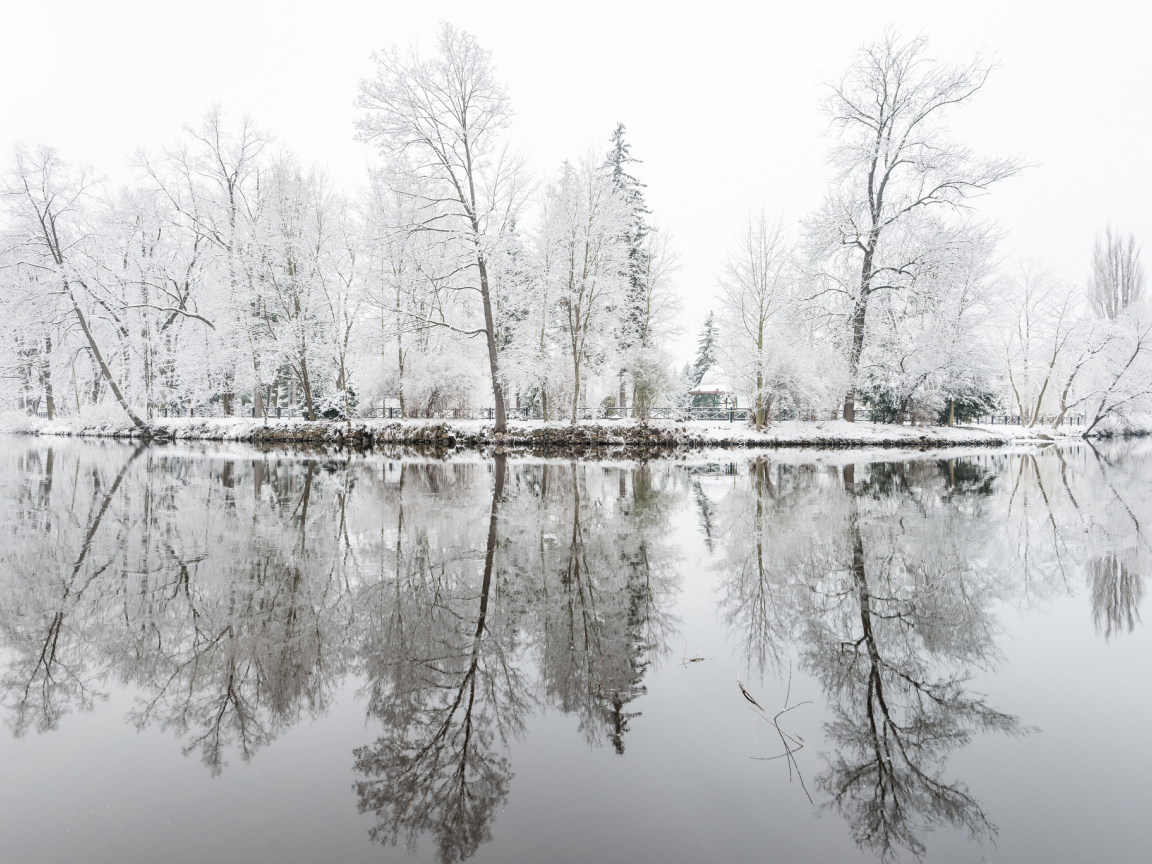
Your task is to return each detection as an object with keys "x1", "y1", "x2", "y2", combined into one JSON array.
[
  {"x1": 1082, "y1": 442, "x2": 1147, "y2": 637},
  {"x1": 0, "y1": 448, "x2": 353, "y2": 769},
  {"x1": 692, "y1": 476, "x2": 717, "y2": 554},
  {"x1": 353, "y1": 456, "x2": 527, "y2": 863},
  {"x1": 0, "y1": 445, "x2": 142, "y2": 734},
  {"x1": 114, "y1": 458, "x2": 350, "y2": 773},
  {"x1": 716, "y1": 457, "x2": 1024, "y2": 860},
  {"x1": 714, "y1": 459, "x2": 817, "y2": 673},
  {"x1": 16, "y1": 440, "x2": 1151, "y2": 860},
  {"x1": 1090, "y1": 552, "x2": 1143, "y2": 638},
  {"x1": 504, "y1": 464, "x2": 680, "y2": 754},
  {"x1": 0, "y1": 444, "x2": 685, "y2": 863},
  {"x1": 814, "y1": 466, "x2": 1021, "y2": 861}
]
